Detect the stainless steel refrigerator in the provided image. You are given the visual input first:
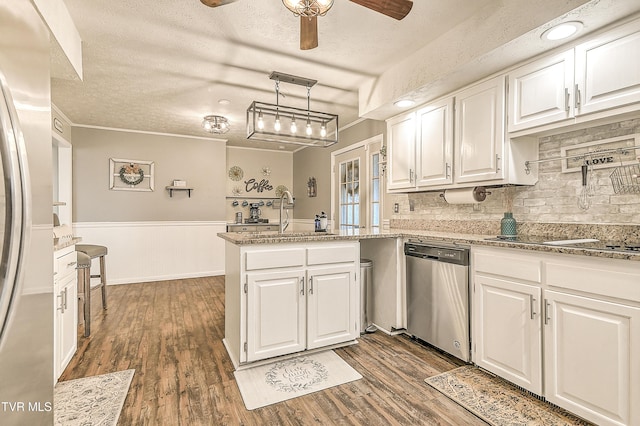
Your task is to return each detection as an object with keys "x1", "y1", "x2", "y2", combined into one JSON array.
[{"x1": 0, "y1": 1, "x2": 54, "y2": 424}]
